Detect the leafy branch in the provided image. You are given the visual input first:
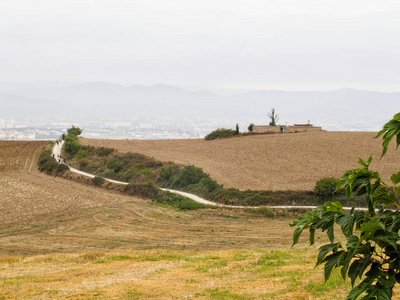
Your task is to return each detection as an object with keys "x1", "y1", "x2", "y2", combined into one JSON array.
[{"x1": 291, "y1": 113, "x2": 400, "y2": 300}]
